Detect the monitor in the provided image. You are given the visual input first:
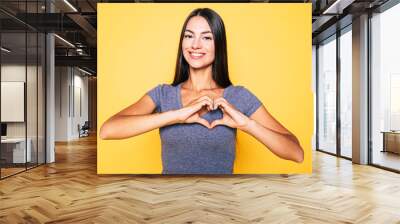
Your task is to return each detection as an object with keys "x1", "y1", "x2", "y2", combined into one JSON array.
[{"x1": 1, "y1": 123, "x2": 7, "y2": 137}]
